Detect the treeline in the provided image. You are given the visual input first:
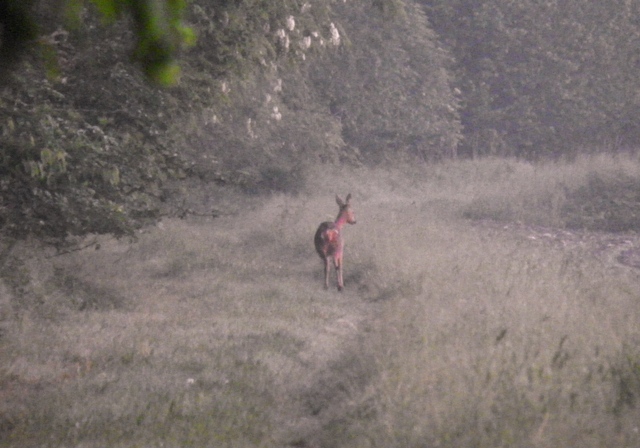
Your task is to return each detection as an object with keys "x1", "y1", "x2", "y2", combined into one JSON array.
[
  {"x1": 422, "y1": 0, "x2": 640, "y2": 158},
  {"x1": 0, "y1": 0, "x2": 639, "y2": 243}
]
